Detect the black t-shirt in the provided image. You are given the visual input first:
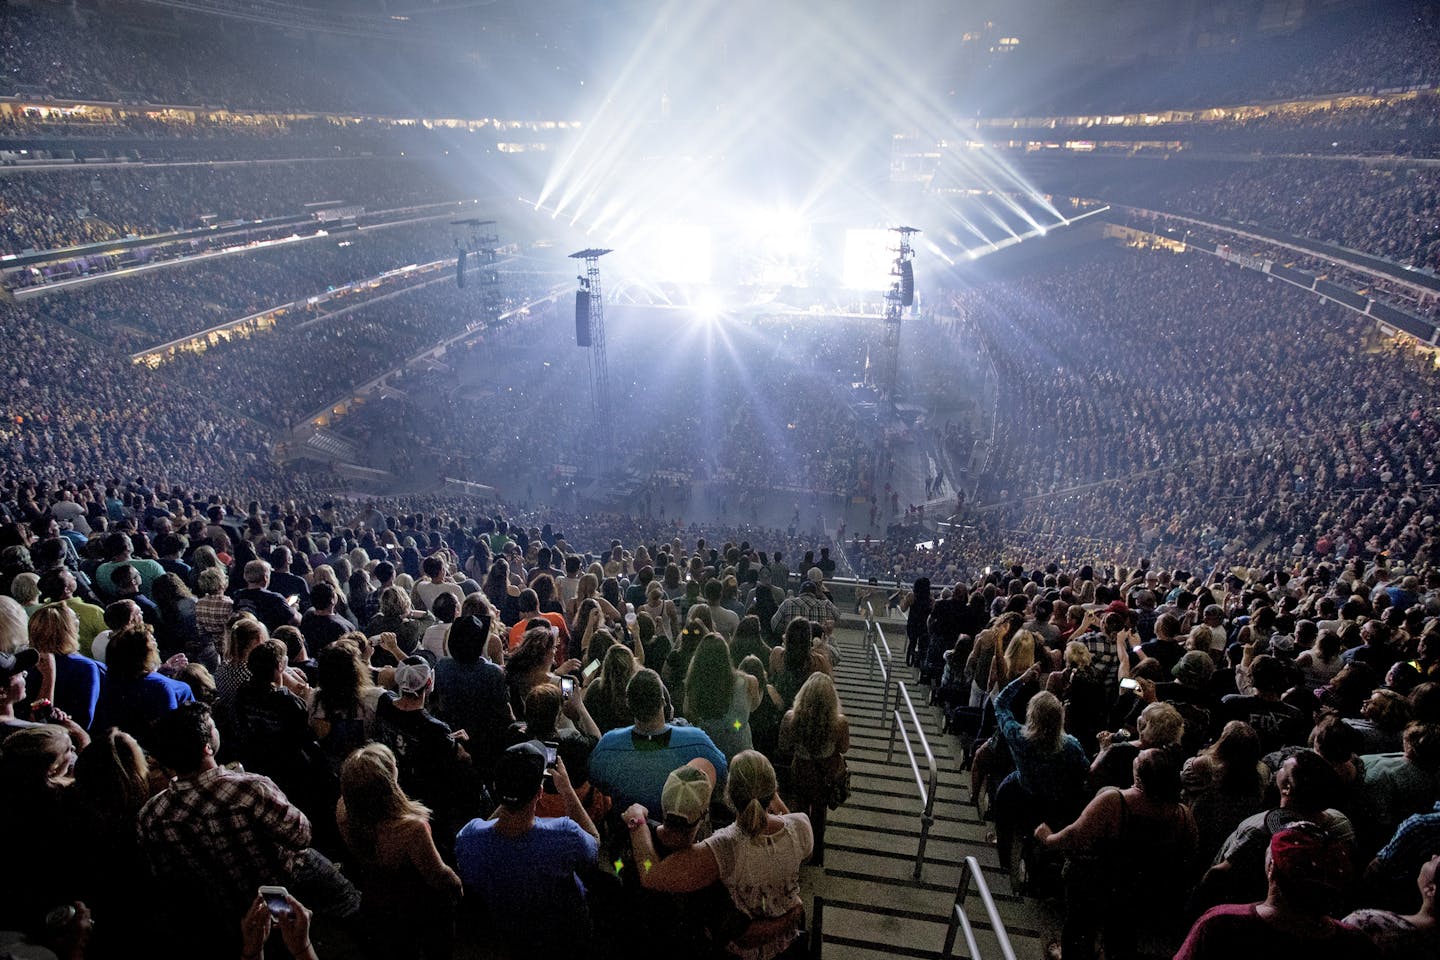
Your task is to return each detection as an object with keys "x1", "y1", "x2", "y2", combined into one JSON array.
[
  {"x1": 233, "y1": 587, "x2": 298, "y2": 632},
  {"x1": 1138, "y1": 639, "x2": 1184, "y2": 672},
  {"x1": 1218, "y1": 695, "x2": 1306, "y2": 752},
  {"x1": 300, "y1": 611, "x2": 352, "y2": 653},
  {"x1": 375, "y1": 693, "x2": 458, "y2": 809}
]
